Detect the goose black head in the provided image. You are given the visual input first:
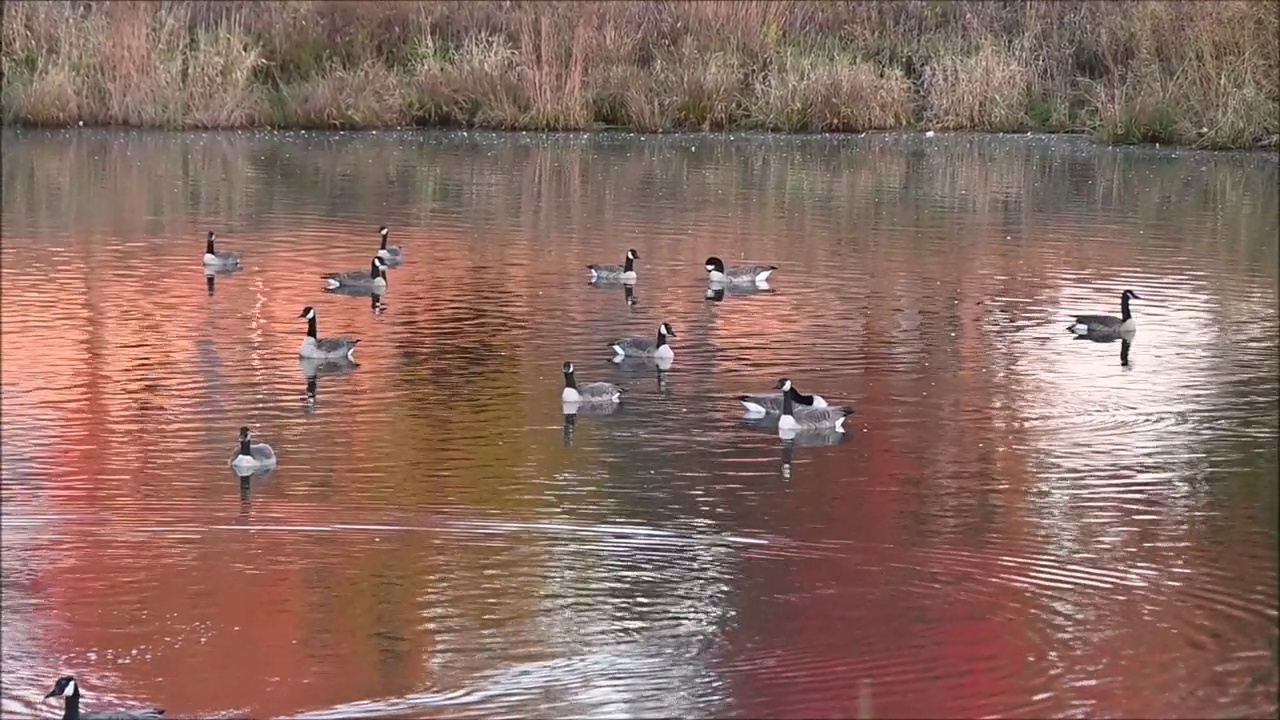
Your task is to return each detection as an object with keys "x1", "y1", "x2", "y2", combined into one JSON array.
[
  {"x1": 44, "y1": 676, "x2": 79, "y2": 699},
  {"x1": 371, "y1": 256, "x2": 388, "y2": 277},
  {"x1": 206, "y1": 231, "x2": 216, "y2": 252},
  {"x1": 238, "y1": 426, "x2": 252, "y2": 441},
  {"x1": 1122, "y1": 289, "x2": 1141, "y2": 300},
  {"x1": 380, "y1": 226, "x2": 389, "y2": 238},
  {"x1": 299, "y1": 306, "x2": 316, "y2": 320},
  {"x1": 626, "y1": 248, "x2": 639, "y2": 260},
  {"x1": 704, "y1": 256, "x2": 725, "y2": 273},
  {"x1": 562, "y1": 361, "x2": 575, "y2": 375},
  {"x1": 659, "y1": 322, "x2": 676, "y2": 337},
  {"x1": 774, "y1": 378, "x2": 793, "y2": 392}
]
